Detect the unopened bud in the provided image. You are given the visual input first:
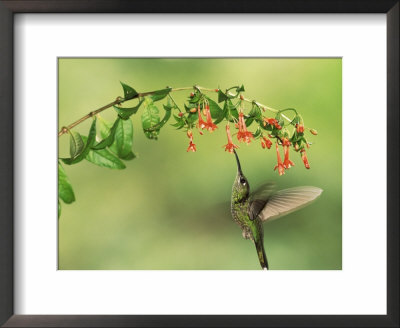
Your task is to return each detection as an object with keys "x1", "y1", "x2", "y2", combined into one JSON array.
[
  {"x1": 178, "y1": 112, "x2": 184, "y2": 117},
  {"x1": 190, "y1": 92, "x2": 194, "y2": 98},
  {"x1": 215, "y1": 88, "x2": 219, "y2": 92},
  {"x1": 190, "y1": 108, "x2": 197, "y2": 113},
  {"x1": 310, "y1": 129, "x2": 318, "y2": 135},
  {"x1": 240, "y1": 94, "x2": 244, "y2": 100}
]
